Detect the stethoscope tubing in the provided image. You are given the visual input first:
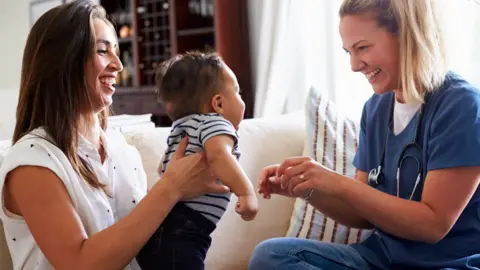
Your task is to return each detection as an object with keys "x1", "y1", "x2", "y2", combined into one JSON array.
[{"x1": 368, "y1": 94, "x2": 426, "y2": 200}]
